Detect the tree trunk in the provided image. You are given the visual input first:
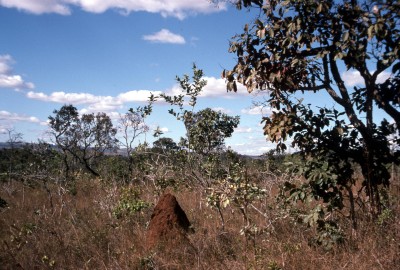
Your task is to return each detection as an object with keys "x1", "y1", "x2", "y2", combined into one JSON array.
[
  {"x1": 346, "y1": 185, "x2": 357, "y2": 230},
  {"x1": 83, "y1": 159, "x2": 100, "y2": 177},
  {"x1": 62, "y1": 149, "x2": 70, "y2": 182},
  {"x1": 364, "y1": 83, "x2": 381, "y2": 216}
]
